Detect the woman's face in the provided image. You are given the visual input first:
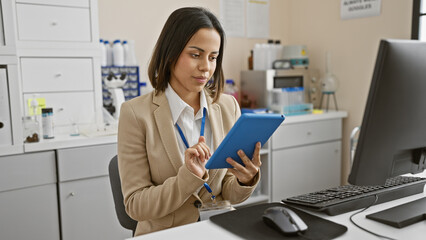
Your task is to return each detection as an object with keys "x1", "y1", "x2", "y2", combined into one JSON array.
[{"x1": 170, "y1": 28, "x2": 221, "y2": 99}]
